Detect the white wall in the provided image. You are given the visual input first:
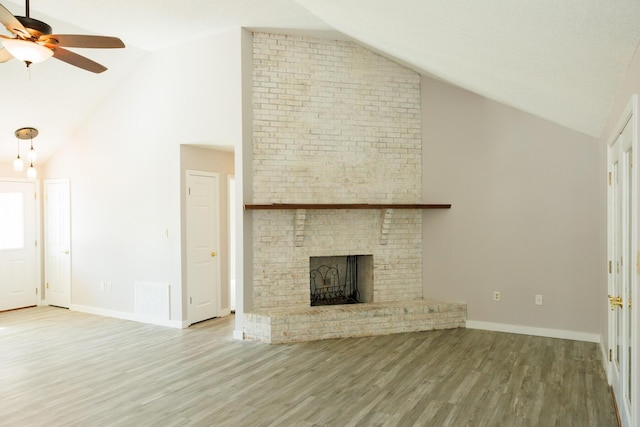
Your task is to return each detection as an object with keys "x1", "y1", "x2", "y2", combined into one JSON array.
[
  {"x1": 421, "y1": 76, "x2": 601, "y2": 335},
  {"x1": 43, "y1": 28, "x2": 243, "y2": 323},
  {"x1": 0, "y1": 163, "x2": 39, "y2": 179},
  {"x1": 236, "y1": 28, "x2": 254, "y2": 338}
]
